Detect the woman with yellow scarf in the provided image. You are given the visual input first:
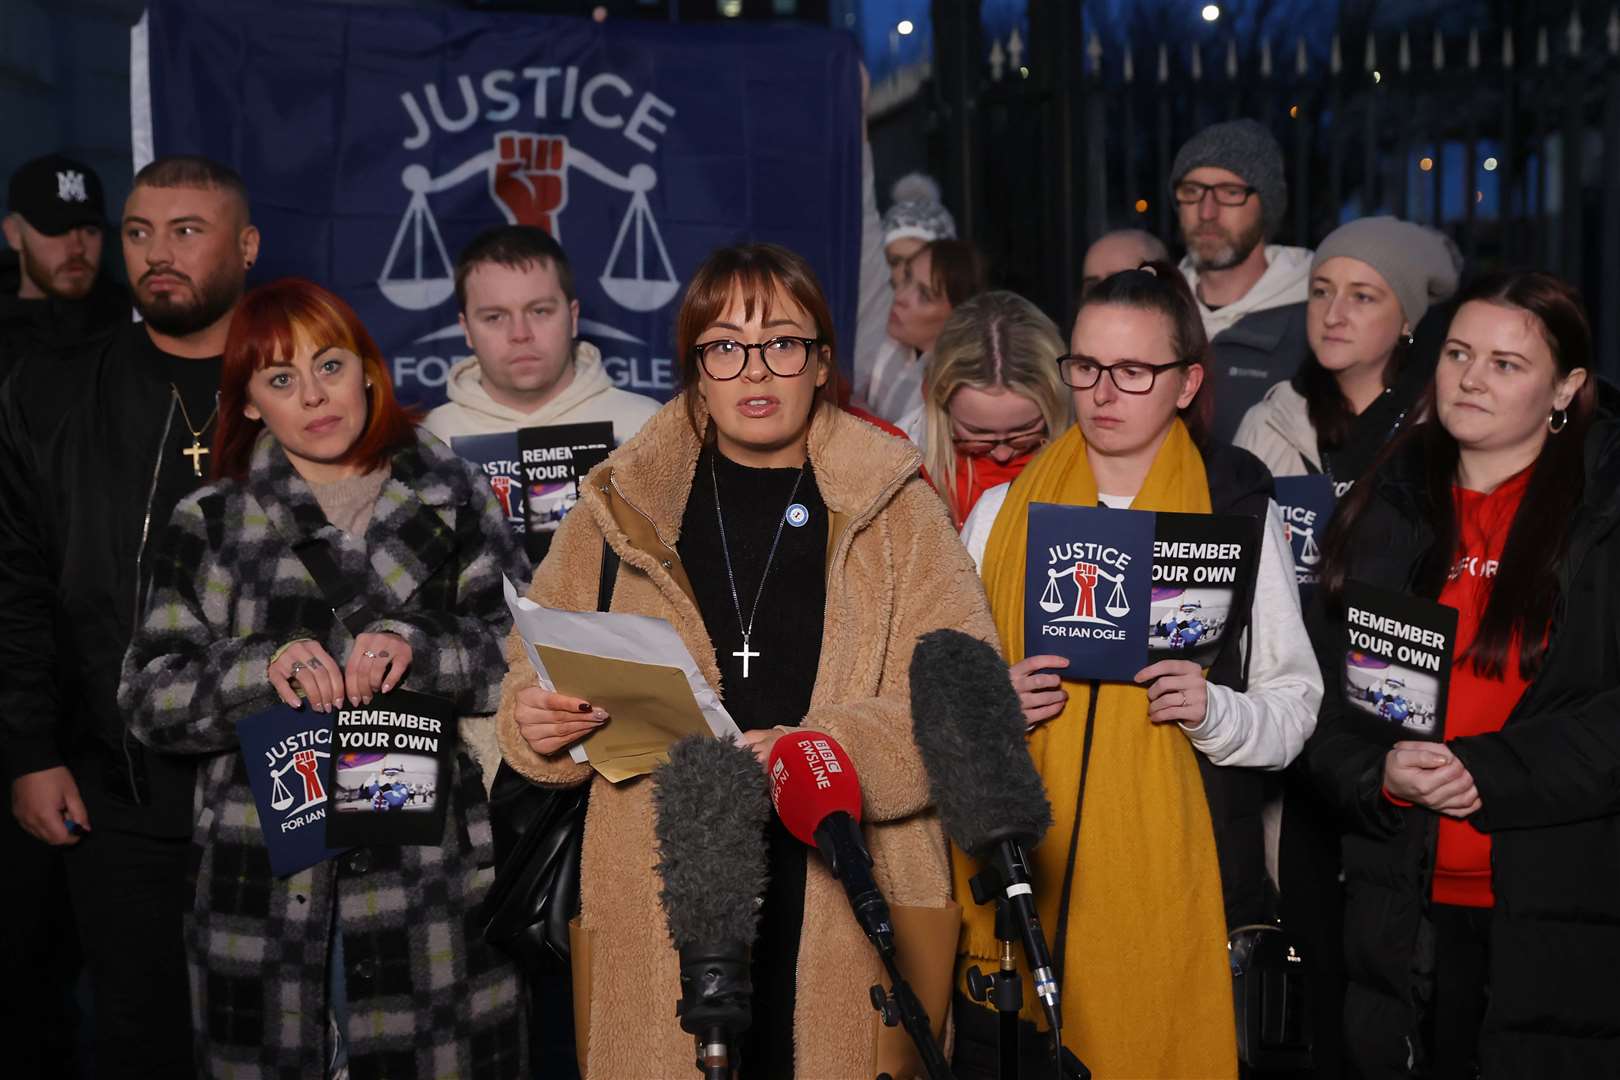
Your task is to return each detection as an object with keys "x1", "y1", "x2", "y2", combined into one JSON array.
[{"x1": 954, "y1": 263, "x2": 1323, "y2": 1078}]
